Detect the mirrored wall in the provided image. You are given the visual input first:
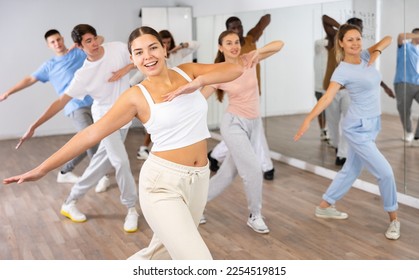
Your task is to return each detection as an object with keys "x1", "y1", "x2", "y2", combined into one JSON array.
[{"x1": 196, "y1": 0, "x2": 419, "y2": 199}]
